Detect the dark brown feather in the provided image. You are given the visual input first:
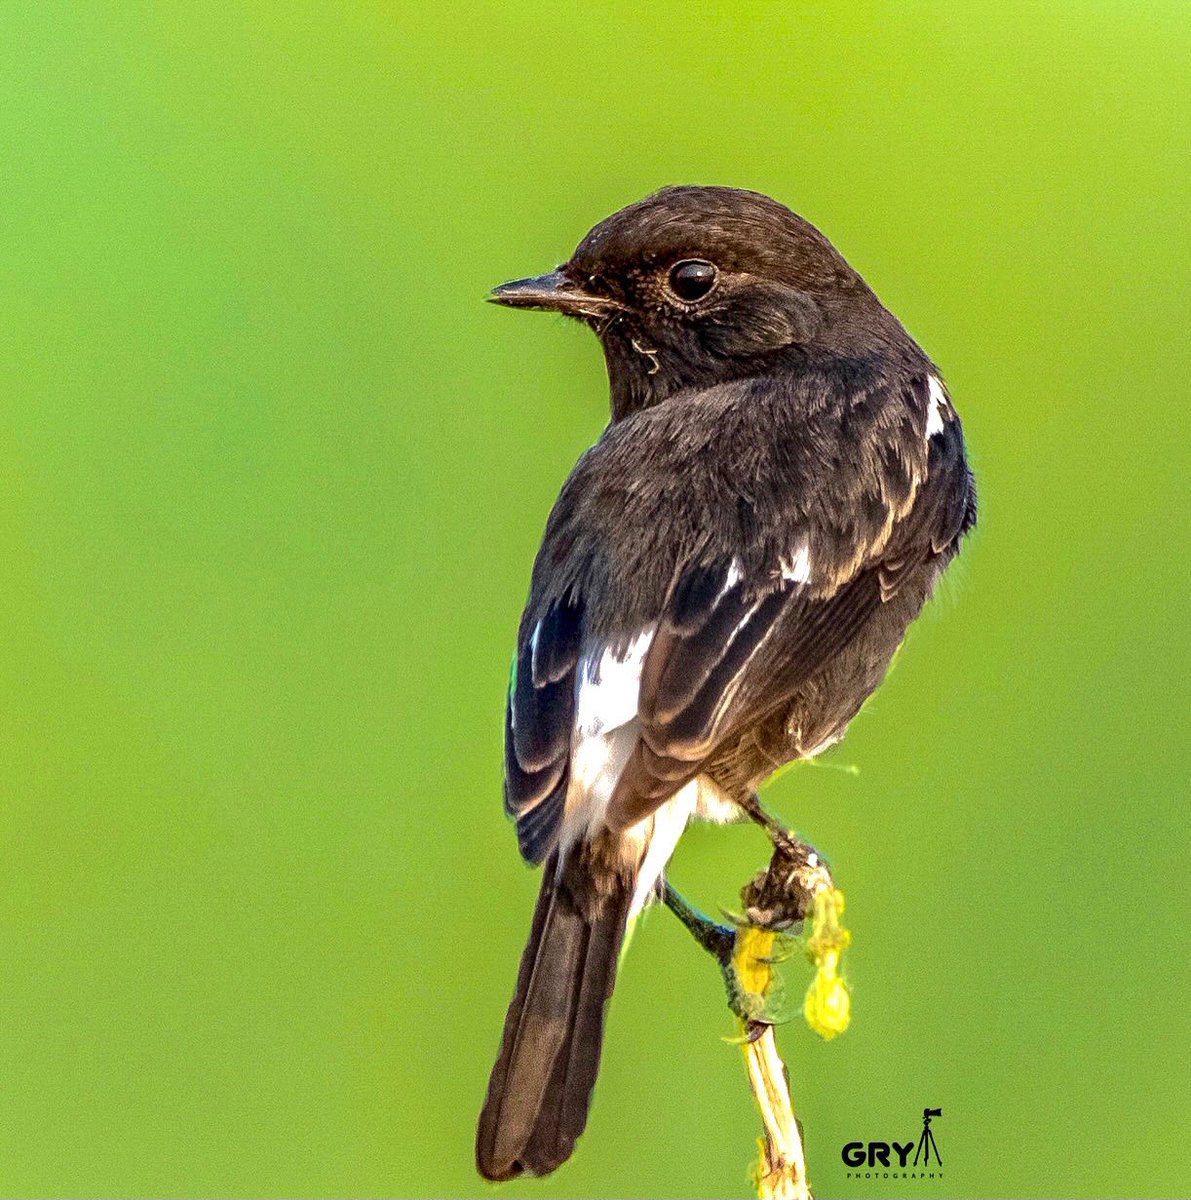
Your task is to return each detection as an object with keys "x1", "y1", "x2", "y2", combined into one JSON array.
[{"x1": 476, "y1": 854, "x2": 632, "y2": 1181}]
